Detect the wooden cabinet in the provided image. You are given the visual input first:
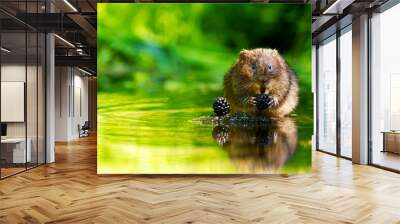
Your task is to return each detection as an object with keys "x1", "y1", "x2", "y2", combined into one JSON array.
[{"x1": 382, "y1": 132, "x2": 400, "y2": 154}]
